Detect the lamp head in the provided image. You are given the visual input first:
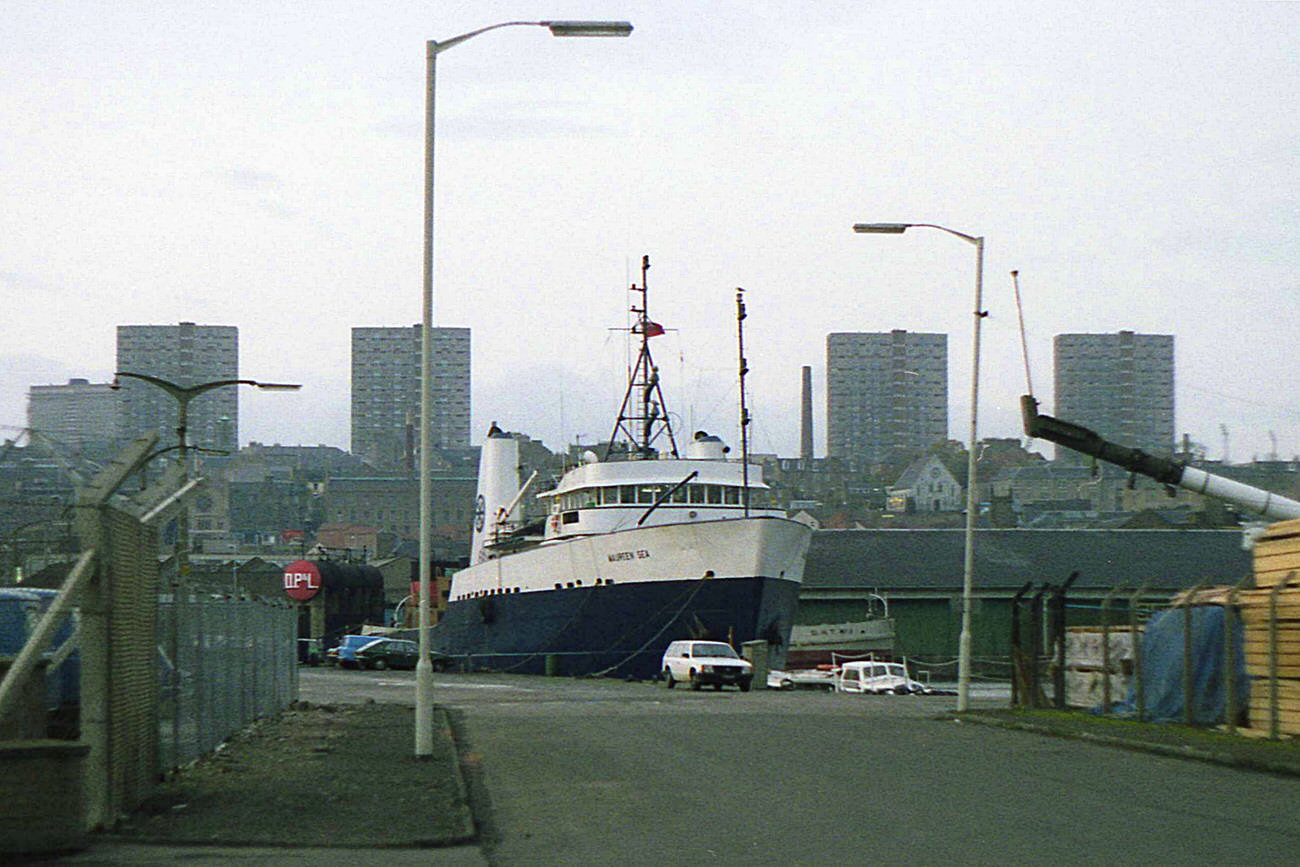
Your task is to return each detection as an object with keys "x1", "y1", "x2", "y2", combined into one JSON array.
[
  {"x1": 543, "y1": 20, "x2": 634, "y2": 37},
  {"x1": 853, "y1": 223, "x2": 911, "y2": 234}
]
